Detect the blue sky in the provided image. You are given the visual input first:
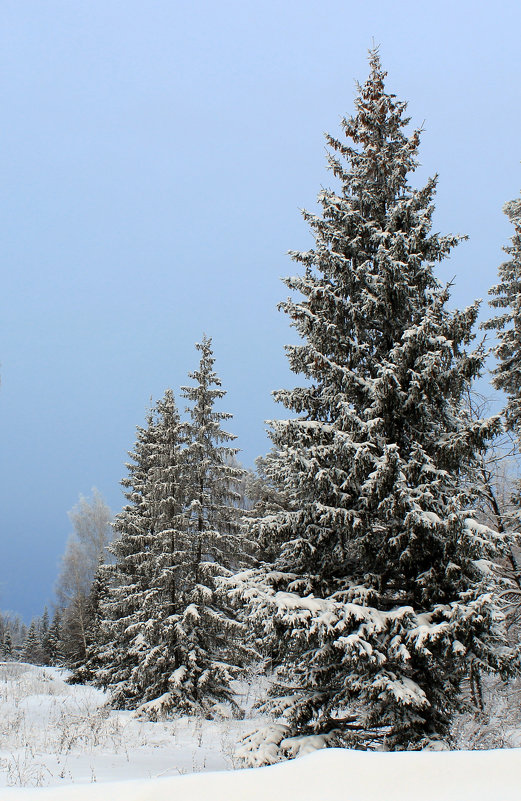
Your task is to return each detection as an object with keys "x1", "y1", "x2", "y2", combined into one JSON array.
[{"x1": 1, "y1": 0, "x2": 520, "y2": 620}]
